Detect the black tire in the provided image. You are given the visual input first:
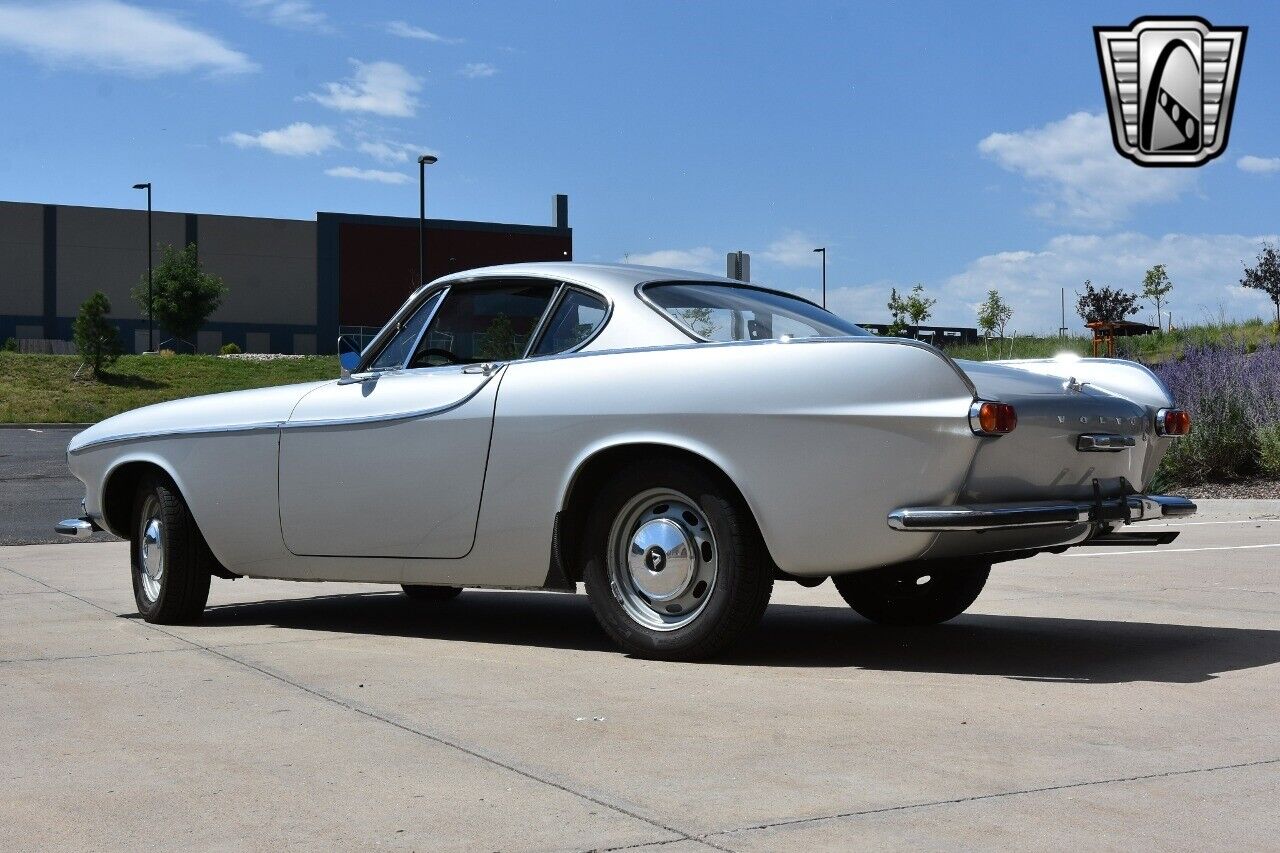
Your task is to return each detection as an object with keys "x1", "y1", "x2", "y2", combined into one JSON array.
[
  {"x1": 130, "y1": 473, "x2": 213, "y2": 624},
  {"x1": 582, "y1": 459, "x2": 773, "y2": 660},
  {"x1": 833, "y1": 560, "x2": 990, "y2": 626},
  {"x1": 401, "y1": 584, "x2": 463, "y2": 601}
]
